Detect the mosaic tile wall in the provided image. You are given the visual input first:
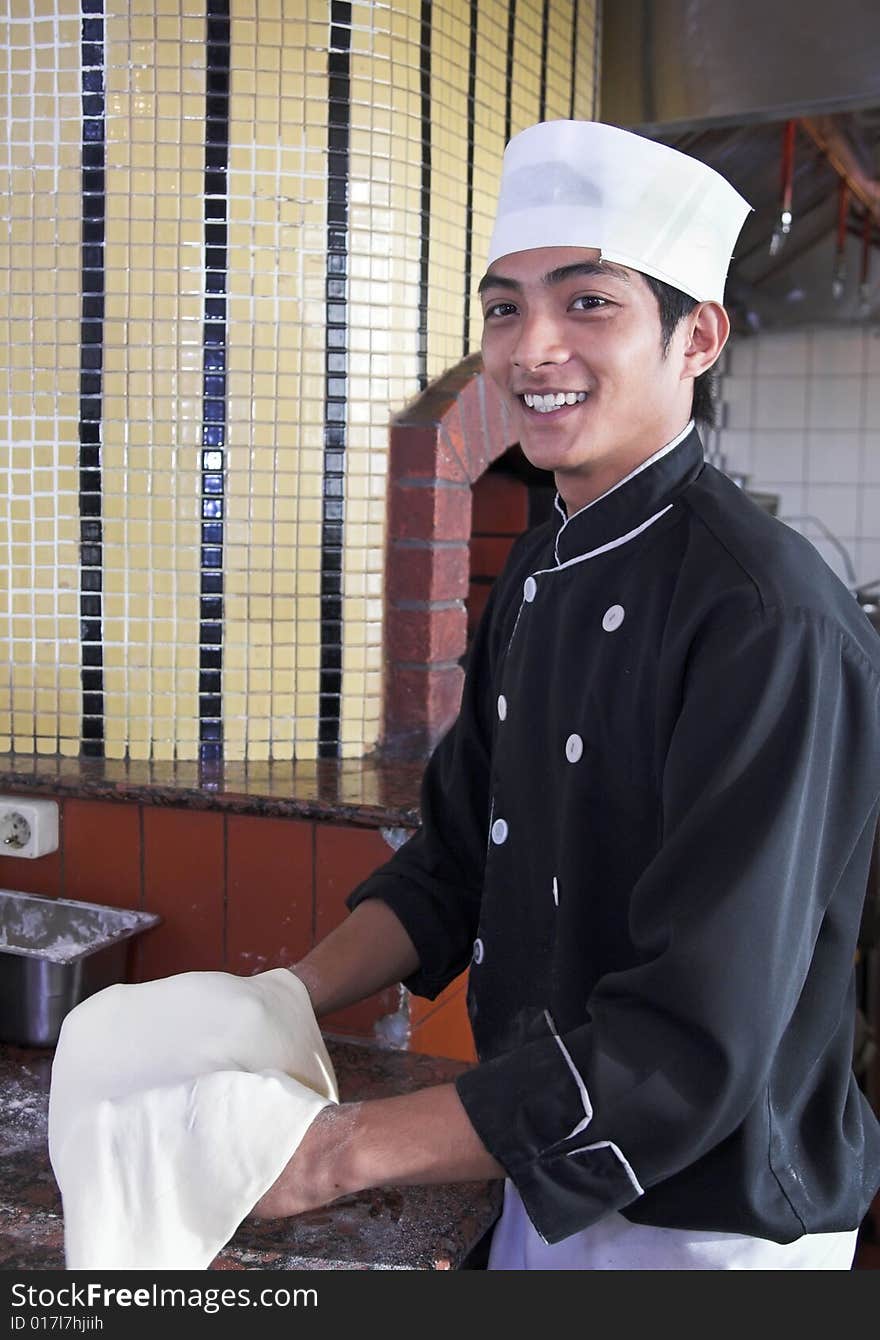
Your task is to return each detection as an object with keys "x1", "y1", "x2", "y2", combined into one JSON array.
[{"x1": 0, "y1": 0, "x2": 599, "y2": 763}]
